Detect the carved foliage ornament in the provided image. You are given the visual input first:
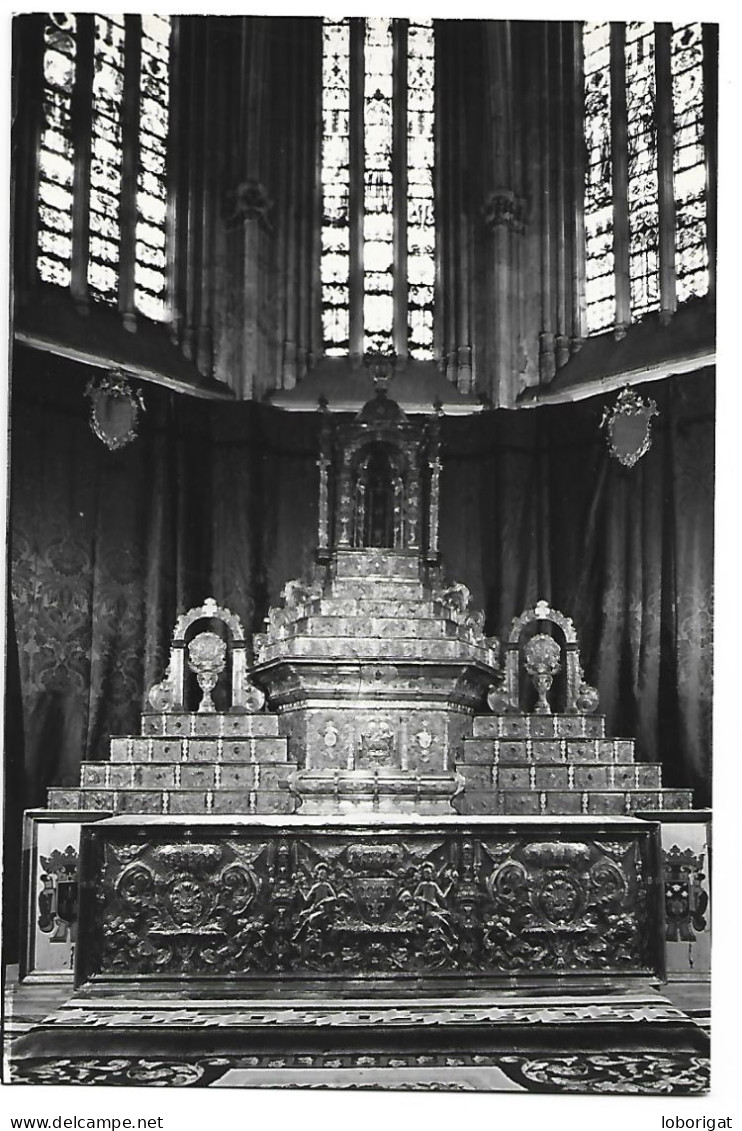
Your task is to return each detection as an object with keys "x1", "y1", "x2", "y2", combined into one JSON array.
[
  {"x1": 482, "y1": 189, "x2": 527, "y2": 233},
  {"x1": 85, "y1": 370, "x2": 144, "y2": 452},
  {"x1": 601, "y1": 387, "x2": 659, "y2": 469},
  {"x1": 226, "y1": 178, "x2": 272, "y2": 226},
  {"x1": 92, "y1": 831, "x2": 655, "y2": 980},
  {"x1": 364, "y1": 352, "x2": 398, "y2": 390}
]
